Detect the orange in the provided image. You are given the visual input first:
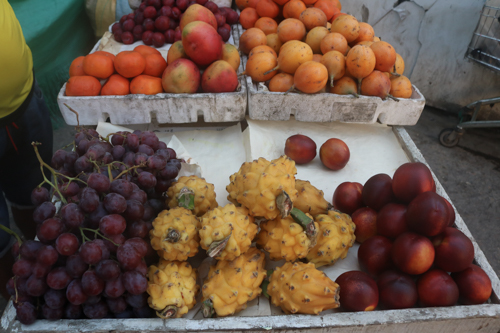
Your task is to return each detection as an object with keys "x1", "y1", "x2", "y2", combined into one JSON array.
[
  {"x1": 134, "y1": 45, "x2": 162, "y2": 58},
  {"x1": 65, "y1": 76, "x2": 101, "y2": 96},
  {"x1": 314, "y1": 0, "x2": 339, "y2": 21},
  {"x1": 143, "y1": 54, "x2": 167, "y2": 77},
  {"x1": 283, "y1": 0, "x2": 307, "y2": 19},
  {"x1": 69, "y1": 56, "x2": 85, "y2": 77},
  {"x1": 254, "y1": 17, "x2": 278, "y2": 35},
  {"x1": 114, "y1": 51, "x2": 146, "y2": 78},
  {"x1": 240, "y1": 7, "x2": 260, "y2": 29},
  {"x1": 101, "y1": 74, "x2": 130, "y2": 95},
  {"x1": 82, "y1": 53, "x2": 115, "y2": 79},
  {"x1": 93, "y1": 50, "x2": 116, "y2": 62},
  {"x1": 256, "y1": 0, "x2": 280, "y2": 19},
  {"x1": 130, "y1": 75, "x2": 163, "y2": 95},
  {"x1": 236, "y1": 0, "x2": 250, "y2": 10}
]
